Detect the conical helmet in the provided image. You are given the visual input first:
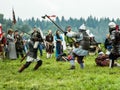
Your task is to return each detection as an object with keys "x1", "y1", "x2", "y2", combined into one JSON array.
[
  {"x1": 108, "y1": 22, "x2": 116, "y2": 28},
  {"x1": 79, "y1": 24, "x2": 86, "y2": 30}
]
